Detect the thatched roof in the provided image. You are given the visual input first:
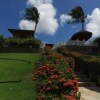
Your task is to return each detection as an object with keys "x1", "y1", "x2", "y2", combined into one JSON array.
[
  {"x1": 71, "y1": 30, "x2": 92, "y2": 41},
  {"x1": 45, "y1": 44, "x2": 54, "y2": 47},
  {"x1": 8, "y1": 29, "x2": 34, "y2": 35}
]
